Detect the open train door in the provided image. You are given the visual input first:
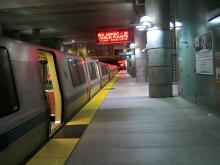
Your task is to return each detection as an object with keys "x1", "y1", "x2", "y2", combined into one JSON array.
[{"x1": 38, "y1": 50, "x2": 62, "y2": 136}]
